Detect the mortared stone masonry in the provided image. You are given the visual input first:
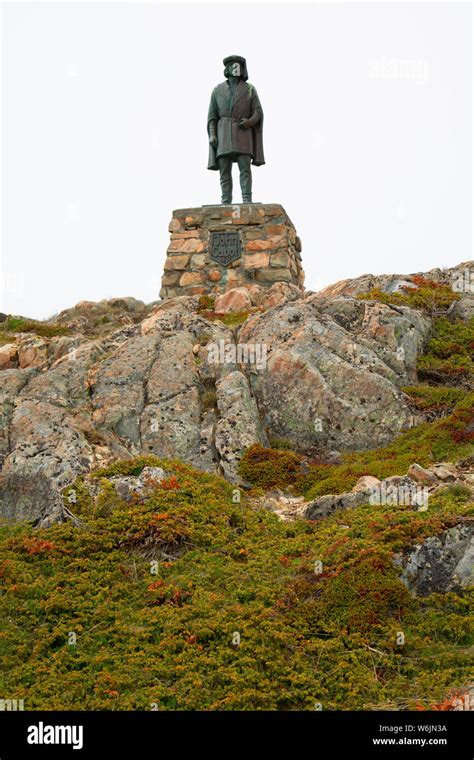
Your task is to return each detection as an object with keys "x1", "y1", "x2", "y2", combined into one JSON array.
[{"x1": 159, "y1": 204, "x2": 305, "y2": 300}]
